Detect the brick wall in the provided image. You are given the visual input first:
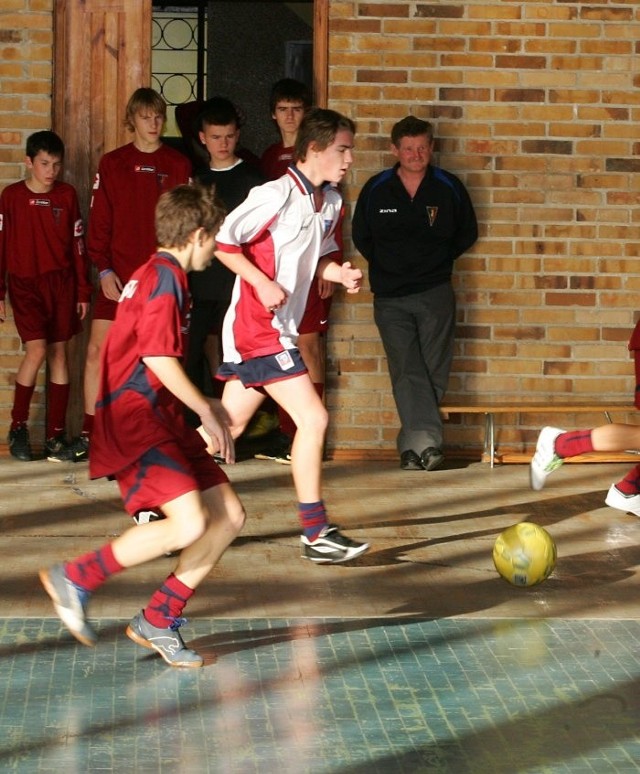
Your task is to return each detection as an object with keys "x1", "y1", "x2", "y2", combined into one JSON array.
[
  {"x1": 326, "y1": 0, "x2": 640, "y2": 456},
  {"x1": 0, "y1": 0, "x2": 53, "y2": 445}
]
